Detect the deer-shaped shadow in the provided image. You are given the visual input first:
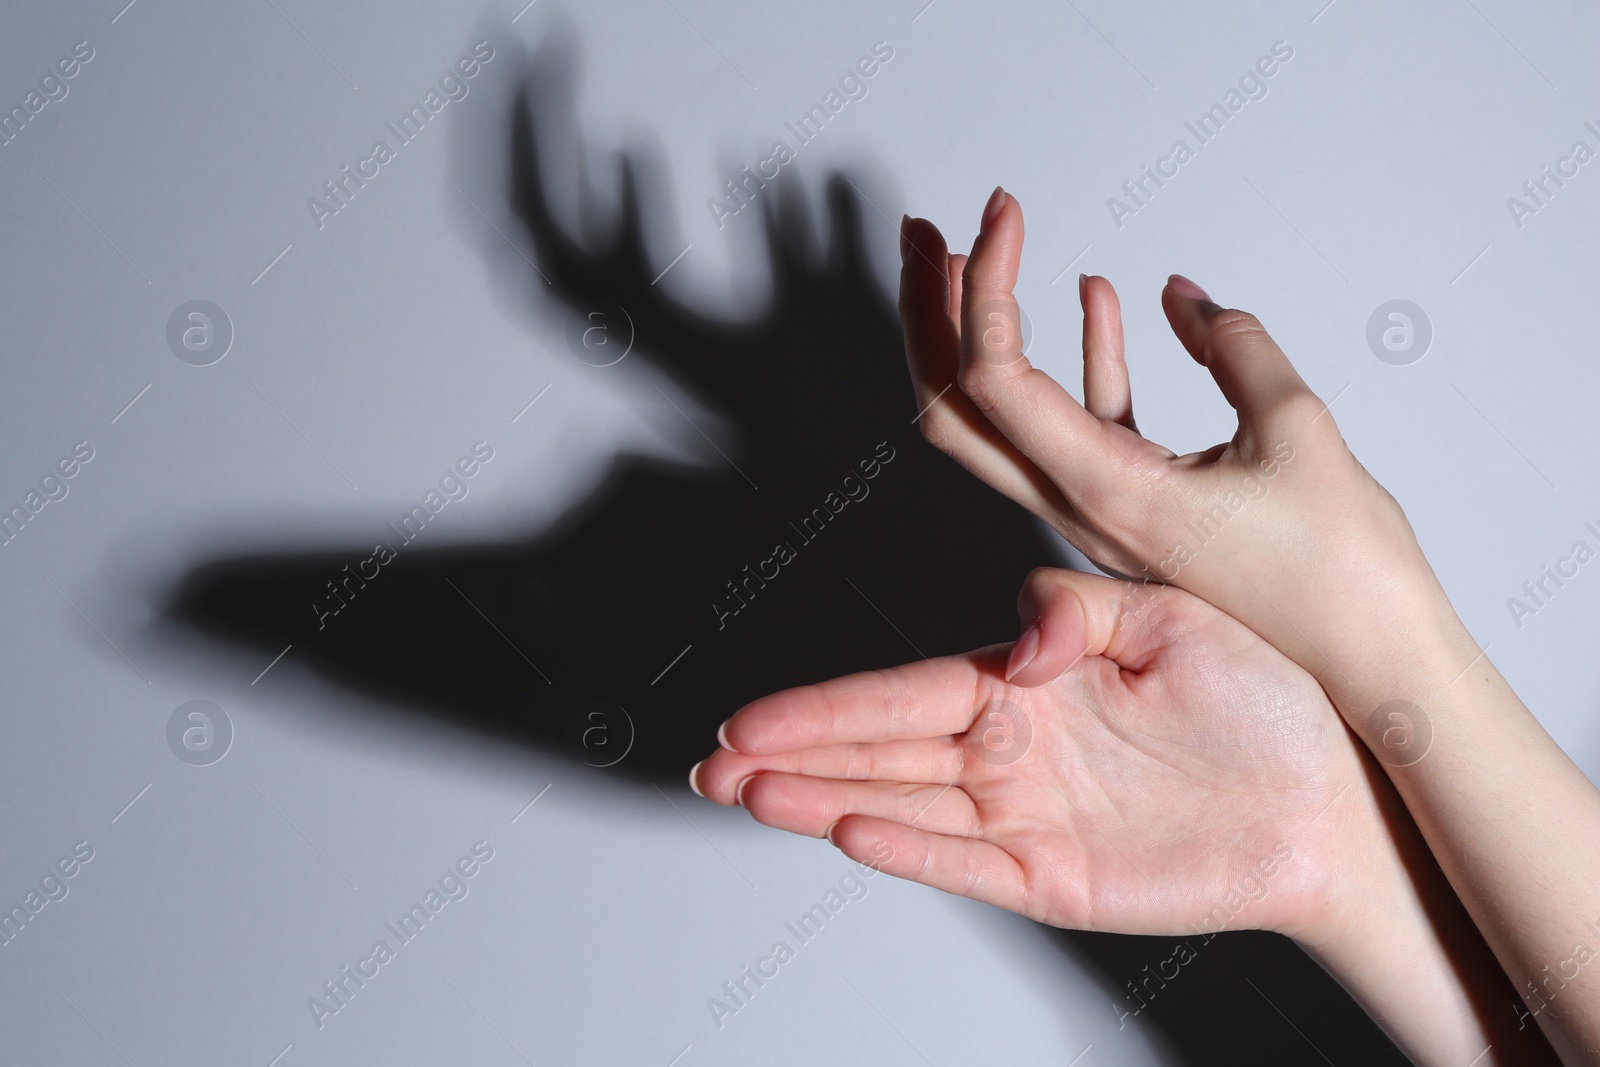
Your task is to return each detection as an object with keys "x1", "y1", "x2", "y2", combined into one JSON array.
[
  {"x1": 163, "y1": 28, "x2": 1409, "y2": 1065},
  {"x1": 169, "y1": 35, "x2": 1048, "y2": 779}
]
